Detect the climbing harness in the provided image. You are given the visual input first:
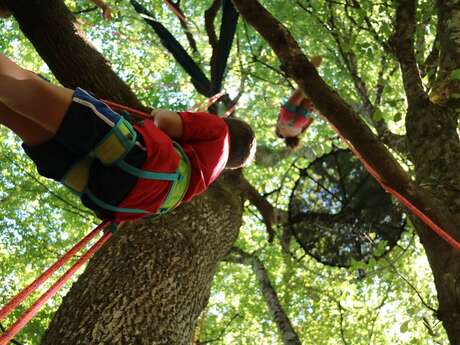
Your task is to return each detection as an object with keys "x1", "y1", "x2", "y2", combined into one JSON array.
[
  {"x1": 60, "y1": 114, "x2": 191, "y2": 216},
  {"x1": 279, "y1": 102, "x2": 314, "y2": 131},
  {"x1": 57, "y1": 94, "x2": 191, "y2": 214}
]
